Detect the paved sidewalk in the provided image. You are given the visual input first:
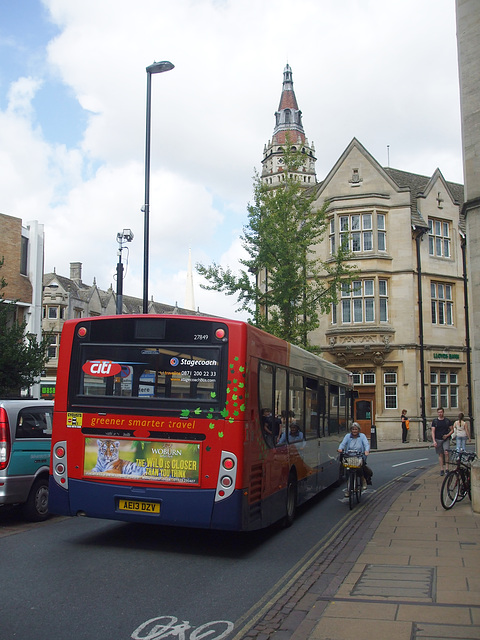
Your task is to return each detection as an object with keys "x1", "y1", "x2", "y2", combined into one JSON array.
[
  {"x1": 372, "y1": 437, "x2": 433, "y2": 453},
  {"x1": 306, "y1": 465, "x2": 480, "y2": 640},
  {"x1": 238, "y1": 440, "x2": 480, "y2": 640}
]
